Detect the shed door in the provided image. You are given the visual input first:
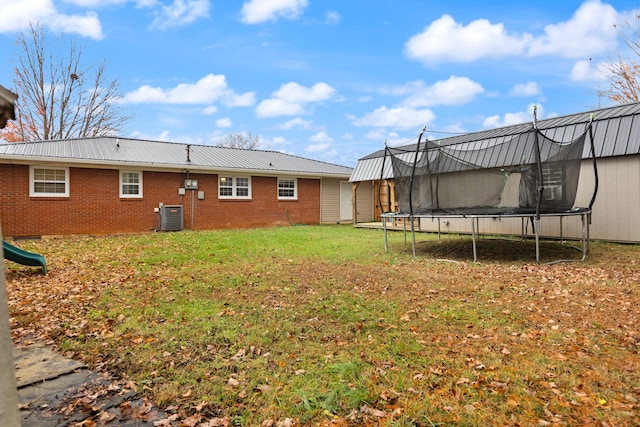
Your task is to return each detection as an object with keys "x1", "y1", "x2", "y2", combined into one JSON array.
[{"x1": 340, "y1": 181, "x2": 352, "y2": 221}]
